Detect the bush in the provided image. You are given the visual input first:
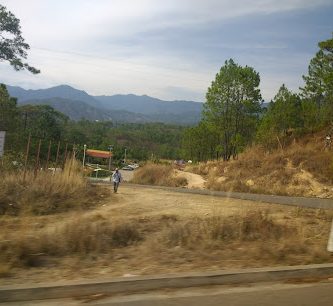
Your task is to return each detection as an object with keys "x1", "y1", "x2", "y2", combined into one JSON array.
[
  {"x1": 131, "y1": 163, "x2": 188, "y2": 187},
  {"x1": 0, "y1": 158, "x2": 99, "y2": 215}
]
